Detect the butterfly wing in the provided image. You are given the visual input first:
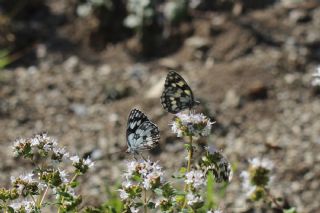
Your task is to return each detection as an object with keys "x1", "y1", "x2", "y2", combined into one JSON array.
[
  {"x1": 161, "y1": 71, "x2": 195, "y2": 114},
  {"x1": 128, "y1": 121, "x2": 160, "y2": 153},
  {"x1": 126, "y1": 109, "x2": 160, "y2": 154}
]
